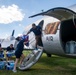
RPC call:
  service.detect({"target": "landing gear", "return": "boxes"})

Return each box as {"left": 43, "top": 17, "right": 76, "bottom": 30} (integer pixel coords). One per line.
{"left": 46, "top": 54, "right": 52, "bottom": 57}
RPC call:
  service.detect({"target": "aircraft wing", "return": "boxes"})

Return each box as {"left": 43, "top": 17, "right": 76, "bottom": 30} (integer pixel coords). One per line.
{"left": 29, "top": 7, "right": 76, "bottom": 21}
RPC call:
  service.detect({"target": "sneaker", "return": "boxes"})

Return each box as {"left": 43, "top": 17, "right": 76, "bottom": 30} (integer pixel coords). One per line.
{"left": 20, "top": 64, "right": 25, "bottom": 67}
{"left": 12, "top": 69, "right": 17, "bottom": 73}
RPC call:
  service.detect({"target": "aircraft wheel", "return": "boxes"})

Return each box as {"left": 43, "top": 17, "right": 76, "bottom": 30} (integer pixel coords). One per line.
{"left": 46, "top": 54, "right": 51, "bottom": 57}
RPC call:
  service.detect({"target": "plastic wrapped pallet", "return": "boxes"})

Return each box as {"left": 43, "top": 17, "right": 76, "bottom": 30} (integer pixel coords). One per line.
{"left": 6, "top": 60, "right": 14, "bottom": 70}
{"left": 6, "top": 50, "right": 15, "bottom": 57}
{"left": 0, "top": 61, "right": 5, "bottom": 70}
{"left": 0, "top": 51, "right": 4, "bottom": 58}
{"left": 65, "top": 41, "right": 76, "bottom": 54}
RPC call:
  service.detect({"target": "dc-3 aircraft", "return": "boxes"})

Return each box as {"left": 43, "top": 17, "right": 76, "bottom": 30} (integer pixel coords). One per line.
{"left": 18, "top": 4, "right": 76, "bottom": 70}
{"left": 1, "top": 4, "right": 76, "bottom": 70}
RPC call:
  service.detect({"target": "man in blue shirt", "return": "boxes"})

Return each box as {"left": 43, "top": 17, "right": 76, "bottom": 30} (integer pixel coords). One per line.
{"left": 27, "top": 23, "right": 42, "bottom": 49}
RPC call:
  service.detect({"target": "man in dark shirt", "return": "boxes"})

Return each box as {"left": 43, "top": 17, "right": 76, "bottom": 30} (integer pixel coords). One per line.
{"left": 27, "top": 23, "right": 42, "bottom": 49}
{"left": 15, "top": 39, "right": 25, "bottom": 58}
{"left": 6, "top": 44, "right": 15, "bottom": 61}
{"left": 6, "top": 44, "right": 14, "bottom": 52}
{"left": 13, "top": 38, "right": 29, "bottom": 73}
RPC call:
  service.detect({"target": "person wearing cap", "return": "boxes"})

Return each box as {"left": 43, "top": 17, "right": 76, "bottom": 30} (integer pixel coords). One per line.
{"left": 26, "top": 23, "right": 42, "bottom": 50}
{"left": 12, "top": 37, "right": 29, "bottom": 73}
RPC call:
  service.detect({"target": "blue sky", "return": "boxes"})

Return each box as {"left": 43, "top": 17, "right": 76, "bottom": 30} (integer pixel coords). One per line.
{"left": 0, "top": 0, "right": 76, "bottom": 38}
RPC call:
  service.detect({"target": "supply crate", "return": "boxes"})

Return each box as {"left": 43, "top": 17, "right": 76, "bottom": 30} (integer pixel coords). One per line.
{"left": 6, "top": 61, "right": 14, "bottom": 70}
{"left": 6, "top": 51, "right": 15, "bottom": 57}
{"left": 0, "top": 52, "right": 4, "bottom": 58}
{"left": 65, "top": 41, "right": 76, "bottom": 54}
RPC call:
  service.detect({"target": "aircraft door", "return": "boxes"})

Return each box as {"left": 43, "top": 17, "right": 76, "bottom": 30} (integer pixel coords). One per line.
{"left": 42, "top": 21, "right": 65, "bottom": 54}
{"left": 18, "top": 48, "right": 43, "bottom": 70}
{"left": 37, "top": 20, "right": 44, "bottom": 47}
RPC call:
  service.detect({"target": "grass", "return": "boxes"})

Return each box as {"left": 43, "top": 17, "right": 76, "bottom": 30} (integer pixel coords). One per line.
{"left": 0, "top": 51, "right": 76, "bottom": 75}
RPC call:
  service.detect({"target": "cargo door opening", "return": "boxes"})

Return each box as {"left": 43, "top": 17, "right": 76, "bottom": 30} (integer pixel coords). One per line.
{"left": 60, "top": 19, "right": 76, "bottom": 54}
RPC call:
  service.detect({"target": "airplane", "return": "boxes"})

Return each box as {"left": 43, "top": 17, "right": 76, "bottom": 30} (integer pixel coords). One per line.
{"left": 18, "top": 4, "right": 76, "bottom": 70}
{"left": 0, "top": 30, "right": 16, "bottom": 49}
{"left": 7, "top": 30, "right": 15, "bottom": 41}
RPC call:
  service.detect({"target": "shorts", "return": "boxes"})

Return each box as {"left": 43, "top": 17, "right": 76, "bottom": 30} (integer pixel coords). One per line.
{"left": 15, "top": 50, "right": 23, "bottom": 58}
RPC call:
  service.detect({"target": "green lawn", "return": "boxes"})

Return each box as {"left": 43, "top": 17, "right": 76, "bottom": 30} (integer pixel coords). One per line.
{"left": 0, "top": 52, "right": 76, "bottom": 75}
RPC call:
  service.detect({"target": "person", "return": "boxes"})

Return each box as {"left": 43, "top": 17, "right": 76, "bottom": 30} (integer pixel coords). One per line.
{"left": 0, "top": 43, "right": 4, "bottom": 59}
{"left": 0, "top": 43, "right": 2, "bottom": 51}
{"left": 0, "top": 43, "right": 3, "bottom": 54}
{"left": 6, "top": 44, "right": 15, "bottom": 61}
{"left": 6, "top": 44, "right": 14, "bottom": 52}
{"left": 14, "top": 36, "right": 22, "bottom": 49}
{"left": 26, "top": 23, "right": 42, "bottom": 49}
{"left": 12, "top": 37, "right": 29, "bottom": 73}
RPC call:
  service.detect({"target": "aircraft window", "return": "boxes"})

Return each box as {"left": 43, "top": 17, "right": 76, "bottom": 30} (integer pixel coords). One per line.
{"left": 44, "top": 21, "right": 60, "bottom": 34}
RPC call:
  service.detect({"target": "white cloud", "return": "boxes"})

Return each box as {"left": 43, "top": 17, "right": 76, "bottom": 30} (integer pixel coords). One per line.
{"left": 0, "top": 4, "right": 25, "bottom": 24}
